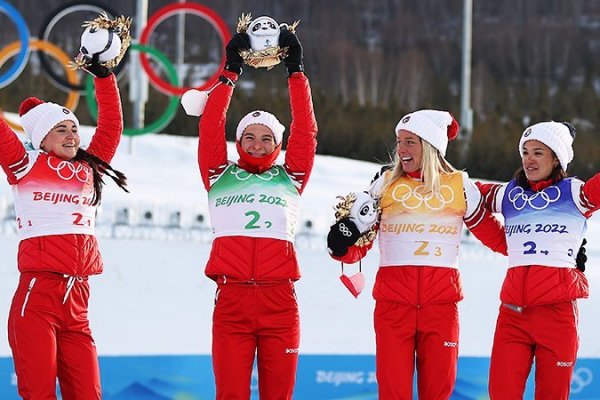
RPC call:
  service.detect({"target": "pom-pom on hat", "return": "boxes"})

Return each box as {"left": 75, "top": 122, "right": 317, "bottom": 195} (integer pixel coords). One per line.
{"left": 19, "top": 97, "right": 79, "bottom": 150}
{"left": 519, "top": 121, "right": 575, "bottom": 171}
{"left": 236, "top": 110, "right": 285, "bottom": 145}
{"left": 394, "top": 109, "right": 459, "bottom": 156}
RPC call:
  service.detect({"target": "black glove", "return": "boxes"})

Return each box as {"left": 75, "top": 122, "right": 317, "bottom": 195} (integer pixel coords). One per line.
{"left": 576, "top": 238, "right": 587, "bottom": 272}
{"left": 82, "top": 53, "right": 111, "bottom": 78}
{"left": 225, "top": 33, "right": 250, "bottom": 75}
{"left": 278, "top": 27, "right": 303, "bottom": 76}
{"left": 327, "top": 218, "right": 360, "bottom": 257}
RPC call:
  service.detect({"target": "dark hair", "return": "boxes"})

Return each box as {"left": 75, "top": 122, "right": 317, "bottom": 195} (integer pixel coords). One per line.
{"left": 73, "top": 149, "right": 128, "bottom": 206}
{"left": 515, "top": 123, "right": 572, "bottom": 188}
{"left": 513, "top": 165, "right": 567, "bottom": 188}
{"left": 561, "top": 121, "right": 576, "bottom": 139}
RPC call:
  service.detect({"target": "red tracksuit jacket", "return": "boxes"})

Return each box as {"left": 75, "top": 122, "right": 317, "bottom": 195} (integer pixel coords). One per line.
{"left": 198, "top": 70, "right": 318, "bottom": 282}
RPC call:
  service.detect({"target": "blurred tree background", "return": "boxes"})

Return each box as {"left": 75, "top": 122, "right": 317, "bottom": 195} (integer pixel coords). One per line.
{"left": 2, "top": 0, "right": 600, "bottom": 180}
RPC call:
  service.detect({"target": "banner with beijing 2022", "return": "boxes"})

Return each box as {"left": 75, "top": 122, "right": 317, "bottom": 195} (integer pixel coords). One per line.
{"left": 0, "top": 355, "right": 598, "bottom": 399}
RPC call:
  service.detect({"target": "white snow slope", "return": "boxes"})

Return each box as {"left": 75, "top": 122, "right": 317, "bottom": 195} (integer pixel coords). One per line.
{"left": 1, "top": 129, "right": 599, "bottom": 360}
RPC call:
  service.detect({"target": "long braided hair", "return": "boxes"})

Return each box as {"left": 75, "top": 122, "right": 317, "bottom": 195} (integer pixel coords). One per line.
{"left": 73, "top": 148, "right": 128, "bottom": 206}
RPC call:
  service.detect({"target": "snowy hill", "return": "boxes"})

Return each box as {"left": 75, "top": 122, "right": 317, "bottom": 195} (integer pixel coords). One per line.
{"left": 1, "top": 130, "right": 599, "bottom": 399}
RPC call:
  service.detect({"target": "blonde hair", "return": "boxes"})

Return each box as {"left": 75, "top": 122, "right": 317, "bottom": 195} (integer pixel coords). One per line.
{"left": 380, "top": 139, "right": 457, "bottom": 198}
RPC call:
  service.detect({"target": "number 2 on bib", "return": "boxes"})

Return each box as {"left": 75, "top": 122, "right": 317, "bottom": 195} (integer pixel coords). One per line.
{"left": 414, "top": 241, "right": 442, "bottom": 256}
{"left": 244, "top": 211, "right": 272, "bottom": 229}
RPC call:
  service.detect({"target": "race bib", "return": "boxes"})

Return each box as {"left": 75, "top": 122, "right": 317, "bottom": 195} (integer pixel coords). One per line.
{"left": 378, "top": 172, "right": 466, "bottom": 268}
{"left": 502, "top": 178, "right": 586, "bottom": 268}
{"left": 12, "top": 153, "right": 96, "bottom": 239}
{"left": 208, "top": 165, "right": 300, "bottom": 241}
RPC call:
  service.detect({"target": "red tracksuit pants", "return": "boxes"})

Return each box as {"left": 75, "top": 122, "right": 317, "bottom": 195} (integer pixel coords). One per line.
{"left": 212, "top": 281, "right": 300, "bottom": 400}
{"left": 7, "top": 272, "right": 101, "bottom": 400}
{"left": 374, "top": 301, "right": 459, "bottom": 400}
{"left": 489, "top": 301, "right": 579, "bottom": 399}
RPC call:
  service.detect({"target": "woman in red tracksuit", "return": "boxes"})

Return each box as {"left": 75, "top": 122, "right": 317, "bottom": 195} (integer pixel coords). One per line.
{"left": 197, "top": 29, "right": 317, "bottom": 399}
{"left": 478, "top": 121, "right": 599, "bottom": 399}
{"left": 327, "top": 109, "right": 507, "bottom": 400}
{"left": 0, "top": 59, "right": 126, "bottom": 399}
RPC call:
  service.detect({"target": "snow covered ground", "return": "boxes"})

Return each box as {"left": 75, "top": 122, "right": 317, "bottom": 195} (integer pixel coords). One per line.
{"left": 1, "top": 126, "right": 599, "bottom": 398}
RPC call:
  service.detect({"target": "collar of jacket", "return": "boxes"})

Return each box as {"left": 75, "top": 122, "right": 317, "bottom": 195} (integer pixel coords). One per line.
{"left": 235, "top": 141, "right": 282, "bottom": 174}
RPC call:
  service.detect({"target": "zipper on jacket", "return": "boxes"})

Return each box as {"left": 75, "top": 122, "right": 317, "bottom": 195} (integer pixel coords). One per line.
{"left": 521, "top": 266, "right": 530, "bottom": 308}
{"left": 416, "top": 266, "right": 422, "bottom": 308}
{"left": 77, "top": 236, "right": 83, "bottom": 273}
{"left": 251, "top": 240, "right": 257, "bottom": 281}
{"left": 20, "top": 277, "right": 37, "bottom": 317}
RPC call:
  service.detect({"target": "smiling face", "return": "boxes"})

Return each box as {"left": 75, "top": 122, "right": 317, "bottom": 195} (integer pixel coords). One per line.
{"left": 40, "top": 120, "right": 80, "bottom": 160}
{"left": 396, "top": 129, "right": 423, "bottom": 173}
{"left": 521, "top": 140, "right": 559, "bottom": 182}
{"left": 240, "top": 124, "right": 276, "bottom": 157}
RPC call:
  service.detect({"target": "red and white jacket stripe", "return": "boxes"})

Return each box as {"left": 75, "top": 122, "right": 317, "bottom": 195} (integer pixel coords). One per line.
{"left": 0, "top": 74, "right": 123, "bottom": 276}
{"left": 478, "top": 175, "right": 600, "bottom": 307}
{"left": 198, "top": 70, "right": 318, "bottom": 282}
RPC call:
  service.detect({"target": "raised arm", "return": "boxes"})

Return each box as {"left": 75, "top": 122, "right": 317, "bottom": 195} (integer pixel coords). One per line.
{"left": 197, "top": 71, "right": 238, "bottom": 191}
{"left": 0, "top": 117, "right": 27, "bottom": 184}
{"left": 279, "top": 28, "right": 318, "bottom": 194}
{"left": 197, "top": 33, "right": 250, "bottom": 191}
{"left": 86, "top": 73, "right": 123, "bottom": 164}
{"left": 283, "top": 73, "right": 318, "bottom": 194}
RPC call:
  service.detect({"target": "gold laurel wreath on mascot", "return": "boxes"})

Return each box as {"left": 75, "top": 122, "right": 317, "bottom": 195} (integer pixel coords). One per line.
{"left": 333, "top": 193, "right": 381, "bottom": 247}
{"left": 236, "top": 13, "right": 300, "bottom": 69}
{"left": 180, "top": 13, "right": 301, "bottom": 117}
{"left": 69, "top": 12, "right": 132, "bottom": 70}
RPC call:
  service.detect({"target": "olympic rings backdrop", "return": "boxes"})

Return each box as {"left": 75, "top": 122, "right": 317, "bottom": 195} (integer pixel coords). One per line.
{"left": 3, "top": 2, "right": 600, "bottom": 400}
{"left": 0, "top": 0, "right": 231, "bottom": 136}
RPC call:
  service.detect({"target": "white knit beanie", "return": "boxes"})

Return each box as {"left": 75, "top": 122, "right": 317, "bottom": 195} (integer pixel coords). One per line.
{"left": 236, "top": 110, "right": 285, "bottom": 145}
{"left": 395, "top": 109, "right": 459, "bottom": 156}
{"left": 19, "top": 97, "right": 79, "bottom": 150}
{"left": 519, "top": 121, "right": 574, "bottom": 171}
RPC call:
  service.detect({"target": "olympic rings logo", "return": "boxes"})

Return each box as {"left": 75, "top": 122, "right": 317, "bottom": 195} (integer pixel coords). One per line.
{"left": 391, "top": 183, "right": 455, "bottom": 211}
{"left": 507, "top": 185, "right": 561, "bottom": 210}
{"left": 232, "top": 167, "right": 280, "bottom": 181}
{"left": 0, "top": 1, "right": 231, "bottom": 136}
{"left": 338, "top": 222, "right": 353, "bottom": 237}
{"left": 47, "top": 157, "right": 91, "bottom": 183}
{"left": 570, "top": 367, "right": 593, "bottom": 394}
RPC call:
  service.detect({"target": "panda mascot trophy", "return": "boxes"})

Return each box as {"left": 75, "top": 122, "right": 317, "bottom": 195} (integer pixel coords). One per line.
{"left": 180, "top": 13, "right": 300, "bottom": 117}
{"left": 236, "top": 13, "right": 300, "bottom": 69}
{"left": 70, "top": 11, "right": 131, "bottom": 70}
{"left": 329, "top": 192, "right": 380, "bottom": 298}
